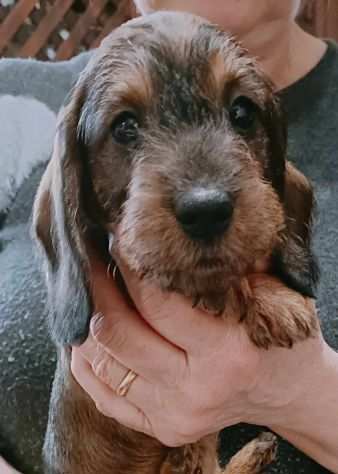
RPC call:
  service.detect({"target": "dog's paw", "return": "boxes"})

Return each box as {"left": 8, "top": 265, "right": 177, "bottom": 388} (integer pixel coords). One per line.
{"left": 253, "top": 432, "right": 278, "bottom": 463}
{"left": 245, "top": 275, "right": 318, "bottom": 349}
{"left": 223, "top": 432, "right": 277, "bottom": 474}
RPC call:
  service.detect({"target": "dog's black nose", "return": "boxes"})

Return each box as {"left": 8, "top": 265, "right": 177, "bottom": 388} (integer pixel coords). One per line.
{"left": 175, "top": 189, "right": 234, "bottom": 242}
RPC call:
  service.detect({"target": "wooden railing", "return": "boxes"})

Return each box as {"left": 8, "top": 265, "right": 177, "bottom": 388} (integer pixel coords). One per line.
{"left": 0, "top": 0, "right": 132, "bottom": 60}
{"left": 299, "top": 0, "right": 338, "bottom": 40}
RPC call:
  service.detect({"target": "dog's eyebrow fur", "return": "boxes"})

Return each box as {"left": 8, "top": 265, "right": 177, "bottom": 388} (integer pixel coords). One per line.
{"left": 77, "top": 46, "right": 155, "bottom": 147}
{"left": 76, "top": 14, "right": 271, "bottom": 148}
{"left": 77, "top": 80, "right": 152, "bottom": 147}
{"left": 75, "top": 22, "right": 275, "bottom": 171}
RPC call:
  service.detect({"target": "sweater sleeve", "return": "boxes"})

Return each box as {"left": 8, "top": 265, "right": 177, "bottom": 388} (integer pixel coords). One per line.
{"left": 0, "top": 51, "right": 91, "bottom": 113}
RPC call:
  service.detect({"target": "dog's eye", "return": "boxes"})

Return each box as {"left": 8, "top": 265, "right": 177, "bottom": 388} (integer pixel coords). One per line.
{"left": 111, "top": 112, "right": 139, "bottom": 145}
{"left": 229, "top": 96, "right": 257, "bottom": 133}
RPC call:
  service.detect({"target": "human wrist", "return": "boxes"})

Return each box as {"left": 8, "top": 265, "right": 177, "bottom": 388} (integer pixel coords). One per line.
{"left": 270, "top": 341, "right": 337, "bottom": 428}
{"left": 0, "top": 456, "right": 20, "bottom": 474}
{"left": 241, "top": 327, "right": 324, "bottom": 426}
{"left": 270, "top": 342, "right": 338, "bottom": 472}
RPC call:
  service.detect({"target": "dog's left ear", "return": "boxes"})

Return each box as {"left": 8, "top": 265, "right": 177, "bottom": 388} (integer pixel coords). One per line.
{"left": 263, "top": 94, "right": 319, "bottom": 298}
{"left": 274, "top": 162, "right": 319, "bottom": 298}
{"left": 32, "top": 82, "right": 94, "bottom": 346}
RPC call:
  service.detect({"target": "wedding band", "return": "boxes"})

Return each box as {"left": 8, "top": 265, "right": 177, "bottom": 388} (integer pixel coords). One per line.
{"left": 116, "top": 370, "right": 138, "bottom": 397}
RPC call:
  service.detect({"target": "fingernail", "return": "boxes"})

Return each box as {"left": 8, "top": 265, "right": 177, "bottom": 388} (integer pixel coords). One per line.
{"left": 91, "top": 313, "right": 104, "bottom": 336}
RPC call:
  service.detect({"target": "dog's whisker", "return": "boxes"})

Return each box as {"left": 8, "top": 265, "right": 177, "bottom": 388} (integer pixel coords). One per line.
{"left": 192, "top": 295, "right": 201, "bottom": 309}
{"left": 106, "top": 260, "right": 118, "bottom": 281}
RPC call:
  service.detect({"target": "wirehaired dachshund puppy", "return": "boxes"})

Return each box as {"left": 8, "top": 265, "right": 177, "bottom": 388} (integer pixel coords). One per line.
{"left": 33, "top": 11, "right": 319, "bottom": 474}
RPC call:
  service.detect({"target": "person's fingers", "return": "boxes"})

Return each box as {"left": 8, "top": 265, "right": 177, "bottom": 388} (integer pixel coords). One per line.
{"left": 74, "top": 346, "right": 202, "bottom": 447}
{"left": 114, "top": 255, "right": 231, "bottom": 355}
{"left": 87, "top": 259, "right": 188, "bottom": 387}
{"left": 89, "top": 307, "right": 187, "bottom": 387}
{"left": 71, "top": 348, "right": 154, "bottom": 436}
{"left": 79, "top": 339, "right": 157, "bottom": 409}
{"left": 80, "top": 334, "right": 129, "bottom": 390}
{"left": 88, "top": 253, "right": 133, "bottom": 316}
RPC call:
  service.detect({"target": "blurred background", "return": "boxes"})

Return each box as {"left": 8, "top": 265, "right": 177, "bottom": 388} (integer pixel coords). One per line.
{"left": 0, "top": 0, "right": 337, "bottom": 61}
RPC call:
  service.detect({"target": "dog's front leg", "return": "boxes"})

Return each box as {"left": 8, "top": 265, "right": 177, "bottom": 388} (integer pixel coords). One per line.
{"left": 241, "top": 275, "right": 318, "bottom": 349}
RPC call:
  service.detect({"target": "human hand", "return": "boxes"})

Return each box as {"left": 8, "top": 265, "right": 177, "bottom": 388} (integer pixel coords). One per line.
{"left": 71, "top": 255, "right": 325, "bottom": 448}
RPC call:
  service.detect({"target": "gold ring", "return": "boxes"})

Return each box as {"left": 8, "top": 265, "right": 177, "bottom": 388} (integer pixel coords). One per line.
{"left": 116, "top": 369, "right": 138, "bottom": 397}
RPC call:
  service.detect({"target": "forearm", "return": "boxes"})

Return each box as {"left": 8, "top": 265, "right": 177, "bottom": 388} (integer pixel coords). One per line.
{"left": 0, "top": 456, "right": 21, "bottom": 474}
{"left": 270, "top": 343, "right": 338, "bottom": 473}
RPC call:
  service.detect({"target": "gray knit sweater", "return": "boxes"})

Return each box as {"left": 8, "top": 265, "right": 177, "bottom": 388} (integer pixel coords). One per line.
{"left": 0, "top": 42, "right": 337, "bottom": 473}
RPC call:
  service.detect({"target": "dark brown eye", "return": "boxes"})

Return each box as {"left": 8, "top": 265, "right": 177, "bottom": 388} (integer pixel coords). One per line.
{"left": 229, "top": 96, "right": 257, "bottom": 133}
{"left": 111, "top": 112, "right": 140, "bottom": 145}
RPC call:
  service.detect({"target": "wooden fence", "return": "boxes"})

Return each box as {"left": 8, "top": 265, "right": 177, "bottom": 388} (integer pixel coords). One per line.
{"left": 0, "top": 0, "right": 132, "bottom": 60}
{"left": 0, "top": 0, "right": 337, "bottom": 61}
{"left": 299, "top": 0, "right": 338, "bottom": 40}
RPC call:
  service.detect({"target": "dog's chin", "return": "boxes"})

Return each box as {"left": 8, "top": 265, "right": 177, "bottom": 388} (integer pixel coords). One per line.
{"left": 116, "top": 248, "right": 243, "bottom": 315}
{"left": 110, "top": 226, "right": 259, "bottom": 314}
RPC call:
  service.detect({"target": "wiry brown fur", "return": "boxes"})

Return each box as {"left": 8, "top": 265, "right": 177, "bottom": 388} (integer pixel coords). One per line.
{"left": 220, "top": 433, "right": 278, "bottom": 474}
{"left": 33, "top": 11, "right": 319, "bottom": 474}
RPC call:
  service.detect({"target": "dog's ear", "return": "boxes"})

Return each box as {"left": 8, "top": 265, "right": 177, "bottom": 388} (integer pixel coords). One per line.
{"left": 33, "top": 84, "right": 93, "bottom": 346}
{"left": 262, "top": 94, "right": 319, "bottom": 297}
{"left": 263, "top": 94, "right": 288, "bottom": 195}
{"left": 274, "top": 162, "right": 319, "bottom": 298}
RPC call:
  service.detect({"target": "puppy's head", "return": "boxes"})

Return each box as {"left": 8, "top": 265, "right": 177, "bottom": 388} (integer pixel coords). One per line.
{"left": 33, "top": 11, "right": 318, "bottom": 345}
